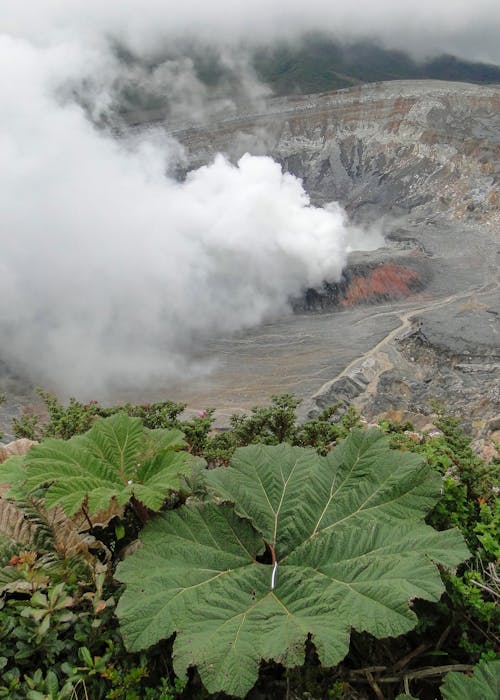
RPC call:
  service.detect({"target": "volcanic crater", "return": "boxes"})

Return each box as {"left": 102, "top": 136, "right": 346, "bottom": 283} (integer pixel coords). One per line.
{"left": 1, "top": 80, "right": 499, "bottom": 441}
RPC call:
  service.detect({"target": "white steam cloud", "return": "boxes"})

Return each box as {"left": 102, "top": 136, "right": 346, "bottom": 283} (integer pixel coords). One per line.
{"left": 1, "top": 10, "right": 388, "bottom": 398}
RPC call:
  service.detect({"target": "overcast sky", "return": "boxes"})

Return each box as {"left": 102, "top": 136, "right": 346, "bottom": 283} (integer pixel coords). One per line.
{"left": 3, "top": 0, "right": 500, "bottom": 64}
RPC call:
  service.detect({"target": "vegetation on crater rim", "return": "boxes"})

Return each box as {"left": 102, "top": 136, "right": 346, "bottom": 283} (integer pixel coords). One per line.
{"left": 0, "top": 392, "right": 498, "bottom": 698}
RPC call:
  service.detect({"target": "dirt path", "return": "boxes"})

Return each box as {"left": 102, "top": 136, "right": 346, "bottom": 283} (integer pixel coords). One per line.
{"left": 310, "top": 280, "right": 499, "bottom": 405}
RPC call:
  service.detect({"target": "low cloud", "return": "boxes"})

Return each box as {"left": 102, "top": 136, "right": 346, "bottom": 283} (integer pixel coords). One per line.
{"left": 3, "top": 1, "right": 500, "bottom": 64}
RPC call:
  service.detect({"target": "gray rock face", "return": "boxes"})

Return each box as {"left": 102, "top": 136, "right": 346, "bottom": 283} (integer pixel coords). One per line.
{"left": 172, "top": 80, "right": 500, "bottom": 227}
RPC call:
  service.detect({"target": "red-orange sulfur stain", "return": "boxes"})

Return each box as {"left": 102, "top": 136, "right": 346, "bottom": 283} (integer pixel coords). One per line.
{"left": 340, "top": 264, "right": 419, "bottom": 306}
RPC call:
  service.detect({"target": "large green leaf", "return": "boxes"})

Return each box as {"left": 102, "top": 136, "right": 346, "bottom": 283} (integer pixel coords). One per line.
{"left": 115, "top": 429, "right": 469, "bottom": 697}
{"left": 441, "top": 659, "right": 500, "bottom": 700}
{"left": 0, "top": 414, "right": 201, "bottom": 515}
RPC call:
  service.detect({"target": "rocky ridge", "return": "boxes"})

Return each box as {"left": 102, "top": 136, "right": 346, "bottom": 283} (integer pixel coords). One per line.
{"left": 171, "top": 80, "right": 500, "bottom": 226}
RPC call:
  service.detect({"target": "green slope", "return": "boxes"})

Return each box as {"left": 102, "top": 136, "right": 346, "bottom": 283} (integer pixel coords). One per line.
{"left": 253, "top": 34, "right": 500, "bottom": 95}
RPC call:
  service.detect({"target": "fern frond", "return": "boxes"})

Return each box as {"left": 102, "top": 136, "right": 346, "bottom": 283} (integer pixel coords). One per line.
{"left": 39, "top": 552, "right": 91, "bottom": 581}
{"left": 0, "top": 485, "right": 35, "bottom": 545}
{"left": 0, "top": 438, "right": 37, "bottom": 464}
{"left": 0, "top": 489, "right": 116, "bottom": 564}
{"left": 0, "top": 564, "right": 33, "bottom": 593}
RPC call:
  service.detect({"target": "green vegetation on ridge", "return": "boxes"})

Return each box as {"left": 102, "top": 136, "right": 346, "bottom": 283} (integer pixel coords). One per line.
{"left": 253, "top": 35, "right": 500, "bottom": 95}
{"left": 0, "top": 392, "right": 498, "bottom": 698}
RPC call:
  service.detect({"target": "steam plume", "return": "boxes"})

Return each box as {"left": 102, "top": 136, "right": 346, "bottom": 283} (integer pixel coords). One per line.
{"left": 0, "top": 11, "right": 388, "bottom": 398}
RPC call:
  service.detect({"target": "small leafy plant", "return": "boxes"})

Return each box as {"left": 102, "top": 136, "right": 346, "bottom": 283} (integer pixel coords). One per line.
{"left": 2, "top": 413, "right": 202, "bottom": 516}
{"left": 382, "top": 413, "right": 500, "bottom": 662}
{"left": 11, "top": 389, "right": 187, "bottom": 441}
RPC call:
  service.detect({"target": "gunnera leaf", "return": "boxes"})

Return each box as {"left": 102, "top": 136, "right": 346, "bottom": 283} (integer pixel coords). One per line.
{"left": 115, "top": 429, "right": 469, "bottom": 698}
{"left": 0, "top": 414, "right": 202, "bottom": 516}
{"left": 441, "top": 659, "right": 500, "bottom": 700}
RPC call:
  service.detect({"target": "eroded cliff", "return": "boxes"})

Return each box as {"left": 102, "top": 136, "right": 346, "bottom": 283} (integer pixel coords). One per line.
{"left": 172, "top": 80, "right": 500, "bottom": 226}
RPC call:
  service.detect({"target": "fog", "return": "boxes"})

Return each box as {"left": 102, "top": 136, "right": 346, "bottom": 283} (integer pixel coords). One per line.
{"left": 3, "top": 1, "right": 500, "bottom": 64}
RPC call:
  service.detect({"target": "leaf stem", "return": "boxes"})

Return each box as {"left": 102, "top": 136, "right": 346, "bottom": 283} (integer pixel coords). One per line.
{"left": 365, "top": 670, "right": 385, "bottom": 700}
{"left": 270, "top": 544, "right": 278, "bottom": 590}
{"left": 349, "top": 664, "right": 474, "bottom": 684}
{"left": 81, "top": 503, "right": 94, "bottom": 530}
{"left": 271, "top": 562, "right": 278, "bottom": 590}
